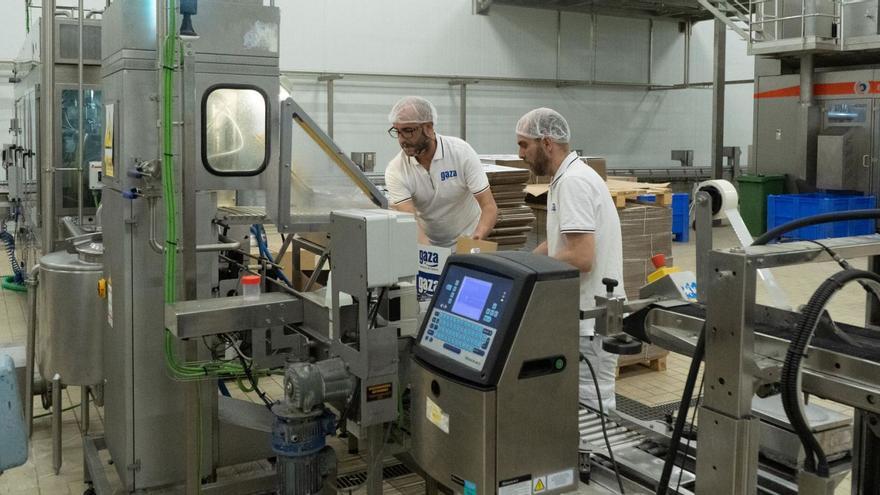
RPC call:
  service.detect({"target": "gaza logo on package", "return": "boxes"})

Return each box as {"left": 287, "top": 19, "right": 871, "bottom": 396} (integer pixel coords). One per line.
{"left": 440, "top": 170, "right": 458, "bottom": 181}
{"left": 419, "top": 250, "right": 440, "bottom": 268}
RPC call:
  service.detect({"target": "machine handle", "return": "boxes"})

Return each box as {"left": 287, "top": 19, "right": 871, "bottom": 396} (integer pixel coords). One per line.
{"left": 863, "top": 154, "right": 872, "bottom": 168}
{"left": 601, "top": 277, "right": 619, "bottom": 294}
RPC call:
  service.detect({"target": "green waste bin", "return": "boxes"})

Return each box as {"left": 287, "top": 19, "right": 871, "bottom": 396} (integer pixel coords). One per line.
{"left": 736, "top": 174, "right": 786, "bottom": 236}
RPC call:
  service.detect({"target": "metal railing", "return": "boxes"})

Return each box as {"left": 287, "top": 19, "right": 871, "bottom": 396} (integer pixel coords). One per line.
{"left": 749, "top": 0, "right": 840, "bottom": 47}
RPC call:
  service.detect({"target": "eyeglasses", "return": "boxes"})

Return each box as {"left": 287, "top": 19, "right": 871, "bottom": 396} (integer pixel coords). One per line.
{"left": 388, "top": 126, "right": 422, "bottom": 139}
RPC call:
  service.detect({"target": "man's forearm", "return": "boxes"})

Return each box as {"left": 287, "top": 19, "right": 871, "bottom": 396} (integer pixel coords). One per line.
{"left": 552, "top": 245, "right": 592, "bottom": 273}
{"left": 472, "top": 207, "right": 498, "bottom": 240}
{"left": 533, "top": 241, "right": 548, "bottom": 255}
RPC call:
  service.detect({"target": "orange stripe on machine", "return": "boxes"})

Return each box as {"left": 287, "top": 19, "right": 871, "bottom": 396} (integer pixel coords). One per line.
{"left": 754, "top": 81, "right": 880, "bottom": 99}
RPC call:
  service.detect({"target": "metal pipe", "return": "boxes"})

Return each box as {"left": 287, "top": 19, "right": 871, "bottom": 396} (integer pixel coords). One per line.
{"left": 684, "top": 19, "right": 691, "bottom": 88}
{"left": 148, "top": 198, "right": 240, "bottom": 253}
{"left": 591, "top": 13, "right": 598, "bottom": 82}
{"left": 648, "top": 19, "right": 654, "bottom": 86}
{"left": 61, "top": 216, "right": 85, "bottom": 237}
{"left": 52, "top": 373, "right": 62, "bottom": 475}
{"left": 460, "top": 83, "right": 467, "bottom": 140}
{"left": 40, "top": 0, "right": 56, "bottom": 252}
{"left": 24, "top": 268, "right": 38, "bottom": 438}
{"left": 327, "top": 78, "right": 334, "bottom": 139}
{"left": 282, "top": 69, "right": 673, "bottom": 90}
{"left": 77, "top": 0, "right": 84, "bottom": 225}
{"left": 800, "top": 53, "right": 814, "bottom": 106}
{"left": 81, "top": 385, "right": 89, "bottom": 435}
{"left": 711, "top": 19, "right": 726, "bottom": 180}
{"left": 555, "top": 10, "right": 561, "bottom": 82}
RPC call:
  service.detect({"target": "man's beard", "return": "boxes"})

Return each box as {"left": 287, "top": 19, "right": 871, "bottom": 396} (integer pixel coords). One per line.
{"left": 402, "top": 134, "right": 431, "bottom": 157}
{"left": 529, "top": 146, "right": 551, "bottom": 176}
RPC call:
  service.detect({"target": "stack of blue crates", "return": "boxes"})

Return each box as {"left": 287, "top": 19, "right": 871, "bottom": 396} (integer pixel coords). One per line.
{"left": 634, "top": 193, "right": 690, "bottom": 242}
{"left": 672, "top": 193, "right": 689, "bottom": 242}
{"left": 766, "top": 193, "right": 876, "bottom": 241}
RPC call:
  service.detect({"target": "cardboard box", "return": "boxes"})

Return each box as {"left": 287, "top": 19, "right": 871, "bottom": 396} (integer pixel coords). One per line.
{"left": 416, "top": 237, "right": 497, "bottom": 301}
{"left": 530, "top": 204, "right": 547, "bottom": 244}
{"left": 277, "top": 249, "right": 329, "bottom": 291}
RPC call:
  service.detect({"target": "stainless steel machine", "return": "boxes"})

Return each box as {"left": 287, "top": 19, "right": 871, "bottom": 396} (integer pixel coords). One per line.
{"left": 10, "top": 9, "right": 104, "bottom": 257}
{"left": 411, "top": 252, "right": 580, "bottom": 495}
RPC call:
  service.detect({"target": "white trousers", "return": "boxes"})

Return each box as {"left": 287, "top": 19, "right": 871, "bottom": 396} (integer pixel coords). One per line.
{"left": 579, "top": 336, "right": 617, "bottom": 412}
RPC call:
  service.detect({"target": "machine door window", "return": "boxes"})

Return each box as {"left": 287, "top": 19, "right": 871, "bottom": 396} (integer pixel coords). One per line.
{"left": 202, "top": 86, "right": 268, "bottom": 176}
{"left": 60, "top": 89, "right": 103, "bottom": 209}
{"left": 825, "top": 103, "right": 869, "bottom": 127}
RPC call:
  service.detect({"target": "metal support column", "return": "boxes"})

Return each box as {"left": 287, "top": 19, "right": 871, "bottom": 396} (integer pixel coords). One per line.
{"left": 449, "top": 80, "right": 477, "bottom": 141}
{"left": 695, "top": 249, "right": 760, "bottom": 494}
{"left": 24, "top": 270, "right": 38, "bottom": 437}
{"left": 695, "top": 191, "right": 712, "bottom": 303}
{"left": 799, "top": 53, "right": 818, "bottom": 186}
{"left": 52, "top": 374, "right": 62, "bottom": 475}
{"left": 366, "top": 424, "right": 386, "bottom": 495}
{"left": 318, "top": 74, "right": 343, "bottom": 139}
{"left": 181, "top": 42, "right": 201, "bottom": 495}
{"left": 711, "top": 19, "right": 726, "bottom": 180}
{"left": 40, "top": 0, "right": 56, "bottom": 252}
{"left": 852, "top": 255, "right": 880, "bottom": 494}
{"left": 77, "top": 0, "right": 84, "bottom": 224}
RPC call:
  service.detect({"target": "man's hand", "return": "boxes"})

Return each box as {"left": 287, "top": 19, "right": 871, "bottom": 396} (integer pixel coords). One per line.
{"left": 471, "top": 189, "right": 498, "bottom": 241}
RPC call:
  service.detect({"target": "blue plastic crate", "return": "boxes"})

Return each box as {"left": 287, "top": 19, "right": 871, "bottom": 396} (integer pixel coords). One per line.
{"left": 766, "top": 193, "right": 876, "bottom": 241}
{"left": 672, "top": 193, "right": 690, "bottom": 242}
{"left": 637, "top": 194, "right": 656, "bottom": 203}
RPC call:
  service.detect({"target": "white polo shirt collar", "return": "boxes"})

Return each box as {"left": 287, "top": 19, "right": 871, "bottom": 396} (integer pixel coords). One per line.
{"left": 550, "top": 152, "right": 580, "bottom": 186}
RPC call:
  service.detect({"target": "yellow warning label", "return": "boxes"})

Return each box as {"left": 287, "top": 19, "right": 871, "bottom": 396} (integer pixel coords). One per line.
{"left": 532, "top": 477, "right": 546, "bottom": 494}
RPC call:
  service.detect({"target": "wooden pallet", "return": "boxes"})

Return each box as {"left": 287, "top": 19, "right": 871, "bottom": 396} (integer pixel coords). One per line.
{"left": 606, "top": 179, "right": 672, "bottom": 209}
{"left": 616, "top": 356, "right": 667, "bottom": 376}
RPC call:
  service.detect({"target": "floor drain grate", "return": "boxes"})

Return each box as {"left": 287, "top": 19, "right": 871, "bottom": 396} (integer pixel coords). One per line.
{"left": 335, "top": 462, "right": 414, "bottom": 490}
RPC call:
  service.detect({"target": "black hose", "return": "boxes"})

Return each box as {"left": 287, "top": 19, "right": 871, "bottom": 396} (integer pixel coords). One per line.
{"left": 780, "top": 268, "right": 880, "bottom": 477}
{"left": 580, "top": 352, "right": 625, "bottom": 495}
{"left": 656, "top": 324, "right": 706, "bottom": 495}
{"left": 752, "top": 209, "right": 880, "bottom": 246}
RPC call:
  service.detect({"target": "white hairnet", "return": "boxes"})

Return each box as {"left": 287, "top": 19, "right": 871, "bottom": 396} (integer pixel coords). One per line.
{"left": 388, "top": 96, "right": 438, "bottom": 125}
{"left": 516, "top": 107, "right": 571, "bottom": 143}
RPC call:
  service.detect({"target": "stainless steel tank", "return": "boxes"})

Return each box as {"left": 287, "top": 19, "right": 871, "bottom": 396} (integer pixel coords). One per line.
{"left": 37, "top": 242, "right": 104, "bottom": 385}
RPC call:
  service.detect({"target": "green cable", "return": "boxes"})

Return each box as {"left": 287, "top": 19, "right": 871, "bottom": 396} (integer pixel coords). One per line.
{"left": 1, "top": 275, "right": 27, "bottom": 293}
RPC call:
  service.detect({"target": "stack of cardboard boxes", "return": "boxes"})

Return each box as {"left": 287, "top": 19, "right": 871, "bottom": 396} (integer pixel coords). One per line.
{"left": 482, "top": 164, "right": 535, "bottom": 249}
{"left": 619, "top": 204, "right": 674, "bottom": 301}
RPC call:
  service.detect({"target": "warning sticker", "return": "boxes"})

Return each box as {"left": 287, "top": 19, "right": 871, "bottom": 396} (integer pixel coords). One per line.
{"left": 366, "top": 382, "right": 392, "bottom": 402}
{"left": 532, "top": 476, "right": 546, "bottom": 494}
{"left": 426, "top": 396, "right": 449, "bottom": 434}
{"left": 546, "top": 469, "right": 574, "bottom": 490}
{"left": 498, "top": 475, "right": 532, "bottom": 495}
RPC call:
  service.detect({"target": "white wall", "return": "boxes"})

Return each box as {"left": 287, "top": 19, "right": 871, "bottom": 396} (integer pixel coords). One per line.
{"left": 279, "top": 2, "right": 754, "bottom": 169}
{"left": 0, "top": 1, "right": 756, "bottom": 170}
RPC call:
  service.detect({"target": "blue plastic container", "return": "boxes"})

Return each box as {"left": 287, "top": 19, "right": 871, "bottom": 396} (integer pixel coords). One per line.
{"left": 0, "top": 353, "right": 27, "bottom": 471}
{"left": 637, "top": 194, "right": 656, "bottom": 203}
{"left": 766, "top": 193, "right": 876, "bottom": 240}
{"left": 672, "top": 193, "right": 690, "bottom": 242}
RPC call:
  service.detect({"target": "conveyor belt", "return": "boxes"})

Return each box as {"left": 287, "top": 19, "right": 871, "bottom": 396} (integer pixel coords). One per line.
{"left": 625, "top": 303, "right": 880, "bottom": 363}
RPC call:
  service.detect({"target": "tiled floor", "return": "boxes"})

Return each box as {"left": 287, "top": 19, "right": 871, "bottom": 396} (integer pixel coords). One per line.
{"left": 0, "top": 224, "right": 870, "bottom": 493}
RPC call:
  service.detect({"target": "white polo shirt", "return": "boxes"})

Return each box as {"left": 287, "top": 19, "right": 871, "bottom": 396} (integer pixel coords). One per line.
{"left": 547, "top": 152, "right": 626, "bottom": 336}
{"left": 385, "top": 134, "right": 490, "bottom": 247}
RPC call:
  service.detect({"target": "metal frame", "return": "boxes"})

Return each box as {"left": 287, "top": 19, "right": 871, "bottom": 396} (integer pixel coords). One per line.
{"left": 275, "top": 98, "right": 387, "bottom": 233}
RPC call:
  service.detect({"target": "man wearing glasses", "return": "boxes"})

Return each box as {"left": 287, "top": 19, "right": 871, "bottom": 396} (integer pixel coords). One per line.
{"left": 384, "top": 96, "right": 497, "bottom": 247}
